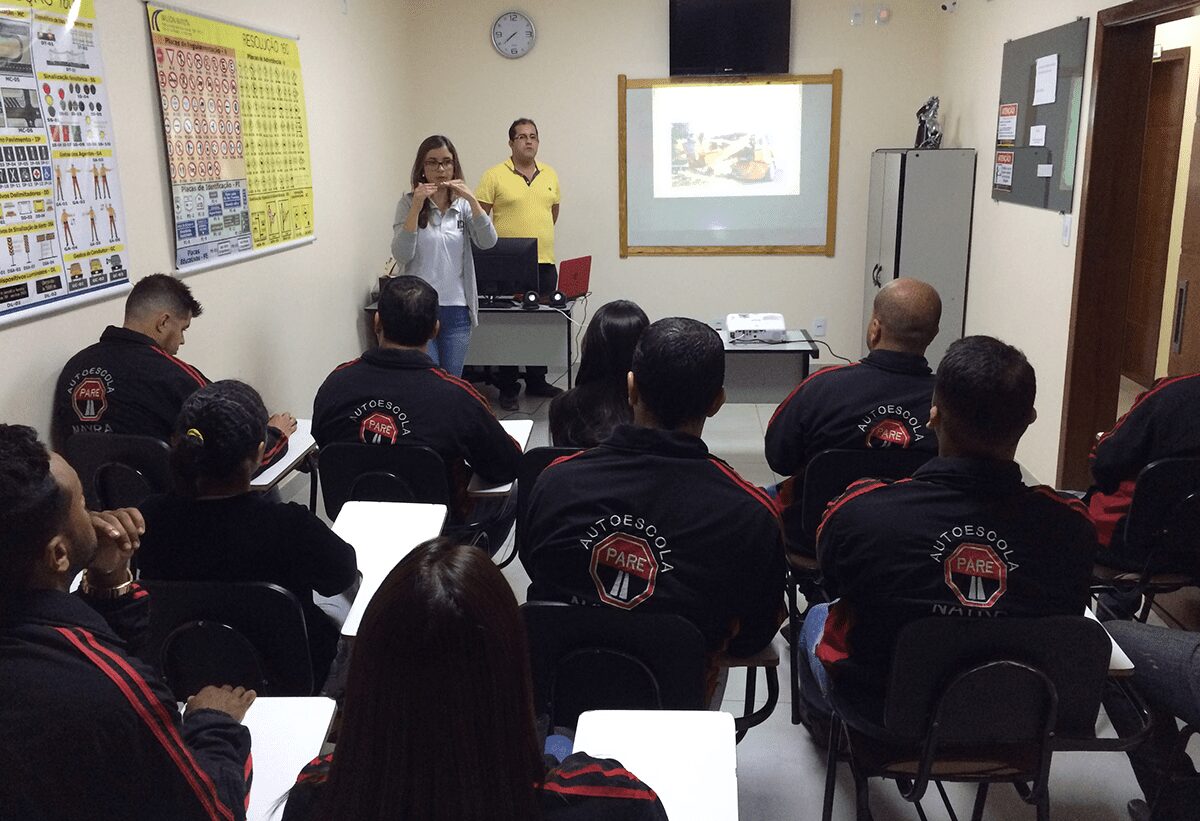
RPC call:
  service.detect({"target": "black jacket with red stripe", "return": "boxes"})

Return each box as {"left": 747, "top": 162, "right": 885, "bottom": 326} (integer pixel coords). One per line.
{"left": 280, "top": 752, "right": 668, "bottom": 820}
{"left": 0, "top": 587, "right": 251, "bottom": 821}
{"left": 764, "top": 349, "right": 938, "bottom": 552}
{"left": 1087, "top": 373, "right": 1200, "bottom": 548}
{"left": 814, "top": 457, "right": 1097, "bottom": 712}
{"left": 312, "top": 347, "right": 522, "bottom": 515}
{"left": 522, "top": 425, "right": 786, "bottom": 656}
{"left": 51, "top": 326, "right": 288, "bottom": 467}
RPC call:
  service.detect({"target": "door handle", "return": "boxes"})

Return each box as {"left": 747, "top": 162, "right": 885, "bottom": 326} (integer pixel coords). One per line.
{"left": 871, "top": 263, "right": 883, "bottom": 288}
{"left": 1171, "top": 280, "right": 1189, "bottom": 355}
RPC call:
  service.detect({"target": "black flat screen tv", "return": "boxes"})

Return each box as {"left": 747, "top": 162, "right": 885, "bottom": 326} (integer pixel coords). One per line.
{"left": 472, "top": 237, "right": 539, "bottom": 304}
{"left": 669, "top": 0, "right": 791, "bottom": 76}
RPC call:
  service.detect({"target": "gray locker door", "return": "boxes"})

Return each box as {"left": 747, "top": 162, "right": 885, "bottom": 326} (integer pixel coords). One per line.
{"left": 863, "top": 151, "right": 903, "bottom": 356}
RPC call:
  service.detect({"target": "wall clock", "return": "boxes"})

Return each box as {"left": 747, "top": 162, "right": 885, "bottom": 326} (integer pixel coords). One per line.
{"left": 492, "top": 11, "right": 536, "bottom": 59}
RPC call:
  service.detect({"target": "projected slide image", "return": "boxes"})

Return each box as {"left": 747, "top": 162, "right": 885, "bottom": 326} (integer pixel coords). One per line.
{"left": 653, "top": 84, "right": 801, "bottom": 199}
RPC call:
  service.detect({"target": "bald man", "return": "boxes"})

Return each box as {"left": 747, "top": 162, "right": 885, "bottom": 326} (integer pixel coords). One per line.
{"left": 765, "top": 278, "right": 943, "bottom": 556}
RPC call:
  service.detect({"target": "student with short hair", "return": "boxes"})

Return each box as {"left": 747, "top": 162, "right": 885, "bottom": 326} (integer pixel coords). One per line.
{"left": 0, "top": 423, "right": 256, "bottom": 820}
{"left": 281, "top": 538, "right": 667, "bottom": 821}
{"left": 523, "top": 318, "right": 786, "bottom": 669}
{"left": 137, "top": 381, "right": 357, "bottom": 683}
{"left": 799, "top": 336, "right": 1097, "bottom": 726}
{"left": 51, "top": 272, "right": 295, "bottom": 462}
{"left": 549, "top": 299, "right": 649, "bottom": 447}
{"left": 313, "top": 275, "right": 522, "bottom": 522}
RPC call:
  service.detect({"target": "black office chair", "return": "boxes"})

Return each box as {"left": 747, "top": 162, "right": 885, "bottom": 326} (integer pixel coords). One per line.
{"left": 522, "top": 602, "right": 779, "bottom": 743}
{"left": 62, "top": 432, "right": 171, "bottom": 510}
{"left": 510, "top": 446, "right": 580, "bottom": 568}
{"left": 786, "top": 447, "right": 934, "bottom": 724}
{"left": 139, "top": 580, "right": 315, "bottom": 700}
{"left": 1092, "top": 458, "right": 1200, "bottom": 621}
{"left": 821, "top": 615, "right": 1138, "bottom": 821}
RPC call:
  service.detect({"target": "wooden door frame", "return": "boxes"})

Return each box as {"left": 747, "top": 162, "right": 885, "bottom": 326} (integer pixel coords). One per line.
{"left": 1057, "top": 0, "right": 1200, "bottom": 489}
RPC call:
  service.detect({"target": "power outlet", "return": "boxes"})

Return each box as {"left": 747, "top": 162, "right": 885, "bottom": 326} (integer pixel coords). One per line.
{"left": 812, "top": 317, "right": 827, "bottom": 337}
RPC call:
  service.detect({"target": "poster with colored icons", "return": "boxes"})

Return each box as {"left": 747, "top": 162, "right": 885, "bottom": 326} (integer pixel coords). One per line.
{"left": 146, "top": 3, "right": 314, "bottom": 270}
{"left": 0, "top": 0, "right": 131, "bottom": 328}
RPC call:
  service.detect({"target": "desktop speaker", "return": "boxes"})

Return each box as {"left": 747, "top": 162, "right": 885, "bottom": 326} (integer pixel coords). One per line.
{"left": 521, "top": 290, "right": 540, "bottom": 310}
{"left": 549, "top": 290, "right": 567, "bottom": 309}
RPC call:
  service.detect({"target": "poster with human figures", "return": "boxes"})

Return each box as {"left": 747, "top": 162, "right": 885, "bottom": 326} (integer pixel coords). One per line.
{"left": 146, "top": 3, "right": 314, "bottom": 270}
{"left": 0, "top": 0, "right": 131, "bottom": 328}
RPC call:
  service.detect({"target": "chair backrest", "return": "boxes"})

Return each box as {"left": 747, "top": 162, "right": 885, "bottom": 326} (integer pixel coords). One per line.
{"left": 800, "top": 447, "right": 933, "bottom": 542}
{"left": 521, "top": 602, "right": 707, "bottom": 730}
{"left": 1124, "top": 458, "right": 1200, "bottom": 576}
{"left": 318, "top": 442, "right": 450, "bottom": 520}
{"left": 515, "top": 447, "right": 581, "bottom": 553}
{"left": 882, "top": 616, "right": 1110, "bottom": 742}
{"left": 62, "top": 432, "right": 171, "bottom": 509}
{"left": 139, "top": 580, "right": 315, "bottom": 699}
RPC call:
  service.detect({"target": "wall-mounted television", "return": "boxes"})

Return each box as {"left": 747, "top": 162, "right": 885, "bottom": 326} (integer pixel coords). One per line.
{"left": 669, "top": 0, "right": 791, "bottom": 76}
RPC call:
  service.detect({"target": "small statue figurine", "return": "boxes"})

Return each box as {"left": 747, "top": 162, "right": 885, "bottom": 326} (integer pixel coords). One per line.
{"left": 915, "top": 96, "right": 943, "bottom": 149}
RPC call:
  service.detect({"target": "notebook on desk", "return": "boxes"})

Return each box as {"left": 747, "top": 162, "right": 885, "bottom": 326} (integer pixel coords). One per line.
{"left": 557, "top": 256, "right": 591, "bottom": 299}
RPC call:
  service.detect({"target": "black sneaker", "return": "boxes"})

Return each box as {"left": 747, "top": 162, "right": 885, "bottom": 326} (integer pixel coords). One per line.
{"left": 525, "top": 380, "right": 563, "bottom": 398}
{"left": 498, "top": 387, "right": 520, "bottom": 411}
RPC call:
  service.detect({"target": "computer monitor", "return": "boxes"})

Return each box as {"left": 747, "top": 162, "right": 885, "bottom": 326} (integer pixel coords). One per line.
{"left": 473, "top": 237, "right": 539, "bottom": 304}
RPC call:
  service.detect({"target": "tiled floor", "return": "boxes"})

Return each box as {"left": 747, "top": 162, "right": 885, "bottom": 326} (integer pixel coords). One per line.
{"left": 284, "top": 371, "right": 1151, "bottom": 820}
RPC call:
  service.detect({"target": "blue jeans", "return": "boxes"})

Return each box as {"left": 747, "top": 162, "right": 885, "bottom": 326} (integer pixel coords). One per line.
{"left": 1103, "top": 622, "right": 1200, "bottom": 816}
{"left": 428, "top": 305, "right": 471, "bottom": 377}
{"left": 799, "top": 602, "right": 834, "bottom": 715}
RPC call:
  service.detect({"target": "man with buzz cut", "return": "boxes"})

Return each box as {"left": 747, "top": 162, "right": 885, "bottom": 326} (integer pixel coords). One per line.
{"left": 796, "top": 335, "right": 1097, "bottom": 730}
{"left": 313, "top": 275, "right": 522, "bottom": 524}
{"left": 0, "top": 423, "right": 257, "bottom": 820}
{"left": 51, "top": 273, "right": 295, "bottom": 459}
{"left": 521, "top": 317, "right": 786, "bottom": 683}
{"left": 765, "top": 277, "right": 942, "bottom": 556}
{"left": 477, "top": 117, "right": 564, "bottom": 410}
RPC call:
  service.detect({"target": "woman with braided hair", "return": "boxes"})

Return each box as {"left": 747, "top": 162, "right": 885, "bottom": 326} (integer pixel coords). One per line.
{"left": 137, "top": 380, "right": 357, "bottom": 685}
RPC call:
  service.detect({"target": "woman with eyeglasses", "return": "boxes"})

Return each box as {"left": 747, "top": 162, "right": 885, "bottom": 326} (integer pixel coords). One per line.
{"left": 390, "top": 135, "right": 497, "bottom": 377}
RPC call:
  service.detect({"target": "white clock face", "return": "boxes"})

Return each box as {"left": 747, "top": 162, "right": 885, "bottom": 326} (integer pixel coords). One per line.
{"left": 492, "top": 11, "right": 535, "bottom": 59}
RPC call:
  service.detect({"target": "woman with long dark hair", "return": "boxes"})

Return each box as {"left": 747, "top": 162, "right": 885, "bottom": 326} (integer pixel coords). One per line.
{"left": 549, "top": 300, "right": 650, "bottom": 447}
{"left": 282, "top": 538, "right": 667, "bottom": 821}
{"left": 136, "top": 380, "right": 357, "bottom": 684}
{"left": 390, "top": 135, "right": 497, "bottom": 377}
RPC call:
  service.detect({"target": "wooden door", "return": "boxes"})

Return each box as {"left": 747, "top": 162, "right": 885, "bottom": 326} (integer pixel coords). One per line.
{"left": 1123, "top": 49, "right": 1188, "bottom": 386}
{"left": 1171, "top": 52, "right": 1200, "bottom": 376}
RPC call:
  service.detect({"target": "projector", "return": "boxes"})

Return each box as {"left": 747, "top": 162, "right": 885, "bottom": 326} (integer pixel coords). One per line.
{"left": 725, "top": 312, "right": 786, "bottom": 343}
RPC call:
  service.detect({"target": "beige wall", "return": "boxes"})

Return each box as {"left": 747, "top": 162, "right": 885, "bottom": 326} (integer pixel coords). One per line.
{"left": 939, "top": 0, "right": 1115, "bottom": 483}
{"left": 0, "top": 0, "right": 408, "bottom": 438}
{"left": 1154, "top": 17, "right": 1200, "bottom": 377}
{"left": 400, "top": 0, "right": 949, "bottom": 368}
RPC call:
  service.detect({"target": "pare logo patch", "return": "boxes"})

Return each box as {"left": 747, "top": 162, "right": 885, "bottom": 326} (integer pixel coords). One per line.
{"left": 867, "top": 419, "right": 911, "bottom": 447}
{"left": 943, "top": 543, "right": 1007, "bottom": 608}
{"left": 359, "top": 412, "right": 399, "bottom": 444}
{"left": 71, "top": 378, "right": 108, "bottom": 422}
{"left": 589, "top": 532, "right": 659, "bottom": 610}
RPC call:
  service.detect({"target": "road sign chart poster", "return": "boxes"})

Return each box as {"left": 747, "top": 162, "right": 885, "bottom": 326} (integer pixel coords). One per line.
{"left": 0, "top": 0, "right": 131, "bottom": 327}
{"left": 146, "top": 4, "right": 314, "bottom": 269}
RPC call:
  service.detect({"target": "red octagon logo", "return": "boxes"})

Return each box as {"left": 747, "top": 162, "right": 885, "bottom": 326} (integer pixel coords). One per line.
{"left": 589, "top": 533, "right": 659, "bottom": 610}
{"left": 71, "top": 378, "right": 107, "bottom": 422}
{"left": 359, "top": 412, "right": 398, "bottom": 444}
{"left": 867, "top": 419, "right": 911, "bottom": 448}
{"left": 944, "top": 543, "right": 1007, "bottom": 608}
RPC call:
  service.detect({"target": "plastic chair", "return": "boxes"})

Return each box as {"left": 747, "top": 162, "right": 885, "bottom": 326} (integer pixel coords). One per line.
{"left": 62, "top": 432, "right": 171, "bottom": 510}
{"left": 820, "top": 615, "right": 1135, "bottom": 821}
{"left": 522, "top": 602, "right": 779, "bottom": 743}
{"left": 139, "top": 580, "right": 315, "bottom": 700}
{"left": 786, "top": 447, "right": 934, "bottom": 724}
{"left": 1092, "top": 458, "right": 1200, "bottom": 622}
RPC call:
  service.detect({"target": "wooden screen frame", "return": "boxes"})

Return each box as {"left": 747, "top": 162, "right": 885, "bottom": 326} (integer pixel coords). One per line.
{"left": 617, "top": 71, "right": 843, "bottom": 258}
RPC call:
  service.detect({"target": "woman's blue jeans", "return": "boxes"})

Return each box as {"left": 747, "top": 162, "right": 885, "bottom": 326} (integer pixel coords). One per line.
{"left": 427, "top": 305, "right": 471, "bottom": 377}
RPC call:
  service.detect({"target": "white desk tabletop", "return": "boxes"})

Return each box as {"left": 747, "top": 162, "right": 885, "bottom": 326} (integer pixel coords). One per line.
{"left": 1085, "top": 606, "right": 1135, "bottom": 675}
{"left": 242, "top": 696, "right": 336, "bottom": 821}
{"left": 333, "top": 501, "right": 447, "bottom": 637}
{"left": 251, "top": 418, "right": 316, "bottom": 491}
{"left": 574, "top": 710, "right": 738, "bottom": 821}
{"left": 467, "top": 418, "right": 534, "bottom": 496}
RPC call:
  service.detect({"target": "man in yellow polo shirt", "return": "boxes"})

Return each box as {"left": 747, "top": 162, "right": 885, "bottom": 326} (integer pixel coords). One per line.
{"left": 478, "top": 117, "right": 563, "bottom": 410}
